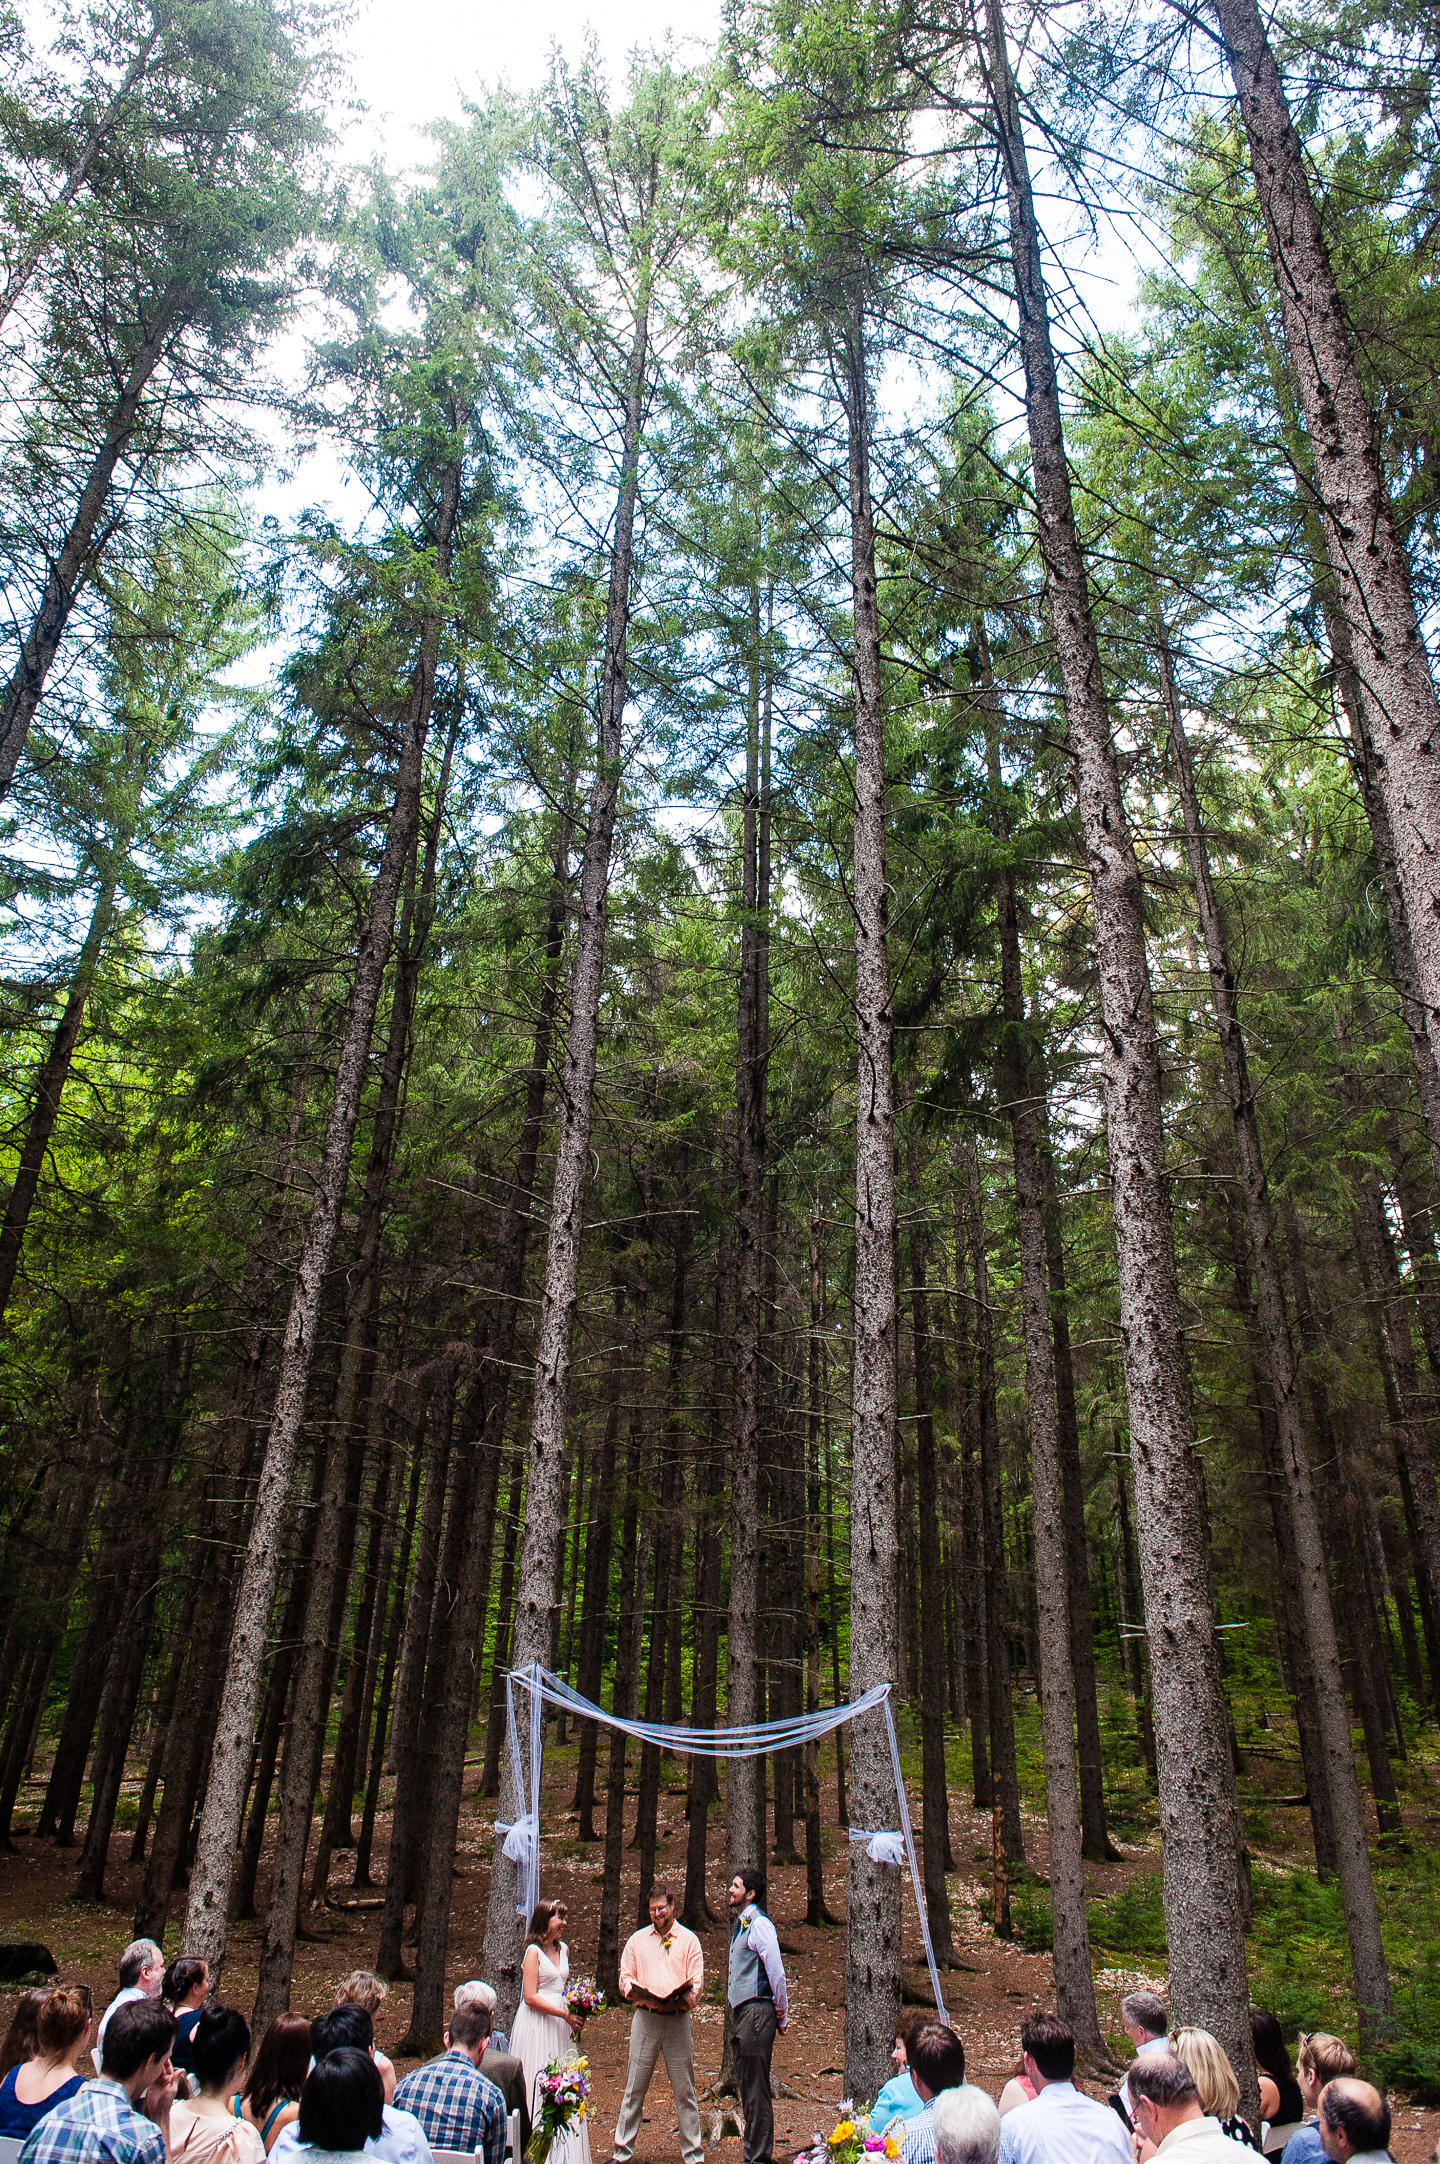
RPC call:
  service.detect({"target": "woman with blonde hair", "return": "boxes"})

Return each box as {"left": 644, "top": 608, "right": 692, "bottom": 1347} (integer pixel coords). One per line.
{"left": 333, "top": 1975, "right": 395, "bottom": 2103}
{"left": 1170, "top": 2029, "right": 1259, "bottom": 2150}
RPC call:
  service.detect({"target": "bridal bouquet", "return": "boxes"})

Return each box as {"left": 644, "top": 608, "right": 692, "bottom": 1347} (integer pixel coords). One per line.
{"left": 800, "top": 2108, "right": 900, "bottom": 2164}
{"left": 565, "top": 1977, "right": 607, "bottom": 2019}
{"left": 525, "top": 2058, "right": 590, "bottom": 2164}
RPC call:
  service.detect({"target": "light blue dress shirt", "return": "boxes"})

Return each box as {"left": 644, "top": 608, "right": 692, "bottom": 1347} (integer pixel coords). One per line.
{"left": 999, "top": 2082, "right": 1133, "bottom": 2164}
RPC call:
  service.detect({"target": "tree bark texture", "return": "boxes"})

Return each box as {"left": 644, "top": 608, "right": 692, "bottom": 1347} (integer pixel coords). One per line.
{"left": 982, "top": 0, "right": 1254, "bottom": 2093}
{"left": 838, "top": 292, "right": 902, "bottom": 2104}
{"left": 181, "top": 463, "right": 460, "bottom": 1978}
{"left": 1212, "top": 0, "right": 1440, "bottom": 1061}
{"left": 1160, "top": 641, "right": 1393, "bottom": 2041}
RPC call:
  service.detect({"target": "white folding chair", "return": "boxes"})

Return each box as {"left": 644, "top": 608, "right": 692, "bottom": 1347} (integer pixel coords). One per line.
{"left": 0, "top": 2133, "right": 25, "bottom": 2164}
{"left": 430, "top": 2149, "right": 479, "bottom": 2164}
{"left": 505, "top": 2111, "right": 521, "bottom": 2163}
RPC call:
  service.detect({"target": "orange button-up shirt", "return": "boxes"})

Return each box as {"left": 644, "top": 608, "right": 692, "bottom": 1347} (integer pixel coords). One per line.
{"left": 618, "top": 1919, "right": 704, "bottom": 2006}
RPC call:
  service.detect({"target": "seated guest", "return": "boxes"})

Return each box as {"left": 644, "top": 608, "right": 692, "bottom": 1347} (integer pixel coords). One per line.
{"left": 393, "top": 2003, "right": 506, "bottom": 2164}
{"left": 98, "top": 1944, "right": 167, "bottom": 2064}
{"left": 240, "top": 2014, "right": 312, "bottom": 2154}
{"left": 293, "top": 2051, "right": 385, "bottom": 2164}
{"left": 22, "top": 1997, "right": 177, "bottom": 2164}
{"left": 1117, "top": 1993, "right": 1171, "bottom": 2126}
{"left": 999, "top": 2013, "right": 1132, "bottom": 2164}
{"left": 1251, "top": 2012, "right": 1303, "bottom": 2159}
{"left": 1, "top": 1993, "right": 51, "bottom": 2082}
{"left": 165, "top": 1963, "right": 211, "bottom": 2079}
{"left": 1169, "top": 2029, "right": 1258, "bottom": 2150}
{"left": 1282, "top": 2038, "right": 1356, "bottom": 2164}
{"left": 935, "top": 2086, "right": 1002, "bottom": 2164}
{"left": 875, "top": 2015, "right": 930, "bottom": 2129}
{"left": 1316, "top": 2081, "right": 1392, "bottom": 2164}
{"left": 452, "top": 1987, "right": 508, "bottom": 2061}
{"left": 0, "top": 1987, "right": 91, "bottom": 2136}
{"left": 333, "top": 1980, "right": 395, "bottom": 2107}
{"left": 1128, "top": 2052, "right": 1238, "bottom": 2164}
{"left": 900, "top": 2026, "right": 969, "bottom": 2164}
{"left": 270, "top": 2008, "right": 431, "bottom": 2164}
{"left": 997, "top": 2061, "right": 1037, "bottom": 2121}
{"left": 170, "top": 2009, "right": 263, "bottom": 2164}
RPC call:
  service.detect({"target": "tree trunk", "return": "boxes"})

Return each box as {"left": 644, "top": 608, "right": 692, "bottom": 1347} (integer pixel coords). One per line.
{"left": 74, "top": 1568, "right": 159, "bottom": 1901}
{"left": 962, "top": 1136, "right": 1023, "bottom": 1857}
{"left": 573, "top": 1296, "right": 623, "bottom": 1840}
{"left": 129, "top": 1638, "right": 185, "bottom": 1863}
{"left": 0, "top": 290, "right": 189, "bottom": 795}
{"left": 596, "top": 1422, "right": 645, "bottom": 2001}
{"left": 951, "top": 1179, "right": 992, "bottom": 1809}
{"left": 685, "top": 1235, "right": 729, "bottom": 1928}
{"left": 181, "top": 464, "right": 460, "bottom": 1979}
{"left": 355, "top": 1416, "right": 422, "bottom": 1888}
{"left": 804, "top": 1211, "right": 838, "bottom": 1927}
{"left": 981, "top": 703, "right": 1100, "bottom": 2042}
{"left": 1159, "top": 640, "right": 1392, "bottom": 2042}
{"left": 376, "top": 1390, "right": 457, "bottom": 1977}
{"left": 1039, "top": 1144, "right": 1116, "bottom": 1860}
{"left": 0, "top": 874, "right": 117, "bottom": 1315}
{"left": 837, "top": 291, "right": 901, "bottom": 2103}
{"left": 906, "top": 1150, "right": 957, "bottom": 1962}
{"left": 983, "top": 0, "right": 1254, "bottom": 2094}
{"left": 1211, "top": 0, "right": 1440, "bottom": 1054}
{"left": 481, "top": 268, "right": 653, "bottom": 2030}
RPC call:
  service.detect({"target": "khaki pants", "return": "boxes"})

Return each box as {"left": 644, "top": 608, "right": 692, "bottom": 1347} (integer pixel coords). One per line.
{"left": 613, "top": 2008, "right": 704, "bottom": 2164}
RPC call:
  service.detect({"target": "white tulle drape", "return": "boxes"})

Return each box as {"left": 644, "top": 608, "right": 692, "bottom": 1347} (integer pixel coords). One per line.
{"left": 498, "top": 1661, "right": 949, "bottom": 2024}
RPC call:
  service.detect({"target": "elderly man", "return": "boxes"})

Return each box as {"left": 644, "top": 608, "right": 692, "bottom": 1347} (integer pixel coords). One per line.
{"left": 1316, "top": 2081, "right": 1393, "bottom": 2164}
{"left": 614, "top": 1884, "right": 705, "bottom": 2164}
{"left": 1126, "top": 2052, "right": 1238, "bottom": 2164}
{"left": 935, "top": 2088, "right": 1002, "bottom": 2164}
{"left": 96, "top": 1942, "right": 166, "bottom": 2064}
{"left": 1116, "top": 1994, "right": 1170, "bottom": 2127}
{"left": 25, "top": 1999, "right": 178, "bottom": 2164}
{"left": 999, "top": 2014, "right": 1131, "bottom": 2164}
{"left": 453, "top": 1983, "right": 525, "bottom": 2145}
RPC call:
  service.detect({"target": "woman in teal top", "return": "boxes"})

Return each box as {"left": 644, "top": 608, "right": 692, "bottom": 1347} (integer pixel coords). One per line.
{"left": 873, "top": 2015, "right": 927, "bottom": 2128}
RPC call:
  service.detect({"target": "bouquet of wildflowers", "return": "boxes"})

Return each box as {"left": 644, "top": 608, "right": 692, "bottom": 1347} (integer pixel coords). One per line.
{"left": 524, "top": 2058, "right": 590, "bottom": 2164}
{"left": 565, "top": 1977, "right": 607, "bottom": 2020}
{"left": 800, "top": 2108, "right": 900, "bottom": 2164}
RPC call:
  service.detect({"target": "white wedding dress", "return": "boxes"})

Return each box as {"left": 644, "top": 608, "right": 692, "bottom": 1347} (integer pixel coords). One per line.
{"left": 510, "top": 1942, "right": 592, "bottom": 2164}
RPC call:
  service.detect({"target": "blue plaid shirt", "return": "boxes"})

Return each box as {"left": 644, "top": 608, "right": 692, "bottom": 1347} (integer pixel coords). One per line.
{"left": 901, "top": 2105, "right": 937, "bottom": 2164}
{"left": 393, "top": 2052, "right": 506, "bottom": 2164}
{"left": 19, "top": 2080, "right": 166, "bottom": 2164}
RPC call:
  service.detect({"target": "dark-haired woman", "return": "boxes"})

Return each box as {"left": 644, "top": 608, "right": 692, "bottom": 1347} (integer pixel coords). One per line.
{"left": 294, "top": 2049, "right": 383, "bottom": 2161}
{"left": 510, "top": 1902, "right": 589, "bottom": 2164}
{"left": 170, "top": 2008, "right": 264, "bottom": 2164}
{"left": 0, "top": 1990, "right": 49, "bottom": 2082}
{"left": 165, "top": 1959, "right": 210, "bottom": 2076}
{"left": 1250, "top": 2010, "right": 1304, "bottom": 2157}
{"left": 239, "top": 2012, "right": 311, "bottom": 2154}
{"left": 0, "top": 1987, "right": 90, "bottom": 2135}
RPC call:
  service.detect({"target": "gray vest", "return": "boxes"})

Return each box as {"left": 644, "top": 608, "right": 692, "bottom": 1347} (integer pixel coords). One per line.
{"left": 728, "top": 1911, "right": 772, "bottom": 2006}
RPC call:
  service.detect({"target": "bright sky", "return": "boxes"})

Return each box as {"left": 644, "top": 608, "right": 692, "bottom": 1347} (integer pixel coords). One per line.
{"left": 339, "top": 0, "right": 723, "bottom": 167}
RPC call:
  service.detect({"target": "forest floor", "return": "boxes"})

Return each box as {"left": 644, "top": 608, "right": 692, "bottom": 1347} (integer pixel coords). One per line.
{"left": 0, "top": 1699, "right": 1436, "bottom": 2164}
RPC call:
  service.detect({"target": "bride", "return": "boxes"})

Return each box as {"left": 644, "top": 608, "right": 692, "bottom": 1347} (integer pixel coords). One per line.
{"left": 509, "top": 1901, "right": 591, "bottom": 2164}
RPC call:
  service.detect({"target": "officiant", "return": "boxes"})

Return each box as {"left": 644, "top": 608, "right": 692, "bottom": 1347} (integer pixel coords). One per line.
{"left": 613, "top": 1885, "right": 706, "bottom": 2164}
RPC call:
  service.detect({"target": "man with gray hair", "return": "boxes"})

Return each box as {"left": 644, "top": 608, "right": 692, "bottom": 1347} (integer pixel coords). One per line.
{"left": 1127, "top": 2052, "right": 1237, "bottom": 2164}
{"left": 96, "top": 1940, "right": 166, "bottom": 2063}
{"left": 935, "top": 2085, "right": 1001, "bottom": 2164}
{"left": 1117, "top": 1993, "right": 1169, "bottom": 2125}
{"left": 452, "top": 1982, "right": 526, "bottom": 2146}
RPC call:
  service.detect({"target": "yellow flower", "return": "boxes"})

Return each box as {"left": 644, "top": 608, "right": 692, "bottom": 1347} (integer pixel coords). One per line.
{"left": 831, "top": 2125, "right": 856, "bottom": 2146}
{"left": 884, "top": 2141, "right": 899, "bottom": 2156}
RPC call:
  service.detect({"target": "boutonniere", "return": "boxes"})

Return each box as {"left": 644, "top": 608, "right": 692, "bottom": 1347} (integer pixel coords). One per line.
{"left": 661, "top": 1932, "right": 673, "bottom": 1952}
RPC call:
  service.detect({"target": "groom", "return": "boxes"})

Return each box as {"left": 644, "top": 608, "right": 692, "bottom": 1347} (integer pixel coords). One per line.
{"left": 612, "top": 1885, "right": 705, "bottom": 2164}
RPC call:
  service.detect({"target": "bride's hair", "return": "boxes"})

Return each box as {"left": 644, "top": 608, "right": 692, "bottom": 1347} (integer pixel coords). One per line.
{"left": 526, "top": 1901, "right": 568, "bottom": 1946}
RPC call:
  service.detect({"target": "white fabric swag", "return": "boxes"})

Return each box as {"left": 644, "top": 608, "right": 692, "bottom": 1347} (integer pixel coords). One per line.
{"left": 497, "top": 1661, "right": 949, "bottom": 2025}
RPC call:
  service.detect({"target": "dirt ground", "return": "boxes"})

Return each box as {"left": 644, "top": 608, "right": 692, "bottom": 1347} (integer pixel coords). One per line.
{"left": 0, "top": 1746, "right": 1434, "bottom": 2164}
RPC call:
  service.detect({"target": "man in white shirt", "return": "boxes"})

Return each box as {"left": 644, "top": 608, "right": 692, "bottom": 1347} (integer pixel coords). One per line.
{"left": 270, "top": 2006, "right": 434, "bottom": 2164}
{"left": 997, "top": 2014, "right": 1132, "bottom": 2164}
{"left": 95, "top": 1939, "right": 166, "bottom": 2068}
{"left": 1116, "top": 1994, "right": 1170, "bottom": 2126}
{"left": 1127, "top": 2052, "right": 1242, "bottom": 2164}
{"left": 1316, "top": 2080, "right": 1394, "bottom": 2164}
